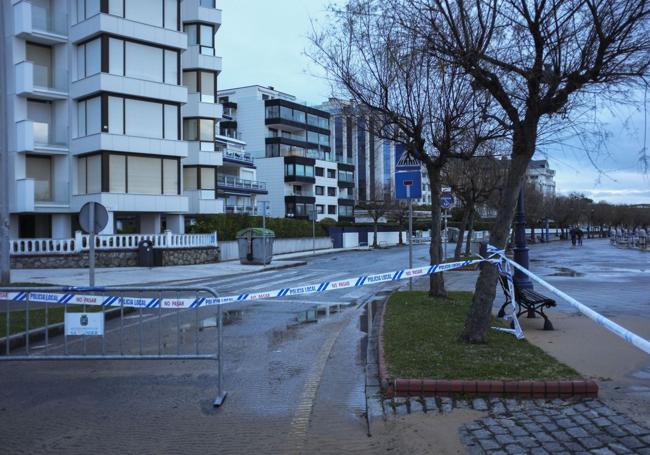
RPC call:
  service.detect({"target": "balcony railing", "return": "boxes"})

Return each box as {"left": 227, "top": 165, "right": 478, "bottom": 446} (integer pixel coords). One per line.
{"left": 217, "top": 175, "right": 267, "bottom": 192}
{"left": 225, "top": 205, "right": 256, "bottom": 215}
{"left": 31, "top": 3, "right": 67, "bottom": 35}
{"left": 223, "top": 149, "right": 254, "bottom": 164}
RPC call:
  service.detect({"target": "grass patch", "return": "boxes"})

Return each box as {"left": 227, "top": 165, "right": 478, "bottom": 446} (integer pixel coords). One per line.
{"left": 383, "top": 291, "right": 580, "bottom": 380}
{"left": 0, "top": 305, "right": 106, "bottom": 338}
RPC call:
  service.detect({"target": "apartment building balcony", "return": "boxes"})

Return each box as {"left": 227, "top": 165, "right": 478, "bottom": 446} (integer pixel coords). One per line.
{"left": 222, "top": 104, "right": 237, "bottom": 120}
{"left": 71, "top": 193, "right": 188, "bottom": 213}
{"left": 15, "top": 61, "right": 68, "bottom": 100}
{"left": 186, "top": 190, "right": 225, "bottom": 215}
{"left": 222, "top": 149, "right": 254, "bottom": 167}
{"left": 185, "top": 142, "right": 223, "bottom": 166}
{"left": 14, "top": 178, "right": 69, "bottom": 213}
{"left": 71, "top": 73, "right": 188, "bottom": 104}
{"left": 71, "top": 133, "right": 188, "bottom": 158}
{"left": 181, "top": 45, "right": 222, "bottom": 73}
{"left": 70, "top": 13, "right": 187, "bottom": 49}
{"left": 14, "top": 0, "right": 68, "bottom": 45}
{"left": 225, "top": 205, "right": 256, "bottom": 215}
{"left": 15, "top": 120, "right": 68, "bottom": 154}
{"left": 217, "top": 176, "right": 267, "bottom": 194}
{"left": 181, "top": 0, "right": 222, "bottom": 26}
{"left": 181, "top": 93, "right": 223, "bottom": 119}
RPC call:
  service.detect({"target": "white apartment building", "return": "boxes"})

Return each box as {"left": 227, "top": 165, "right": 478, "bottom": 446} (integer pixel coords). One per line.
{"left": 527, "top": 159, "right": 556, "bottom": 196}
{"left": 216, "top": 86, "right": 355, "bottom": 222}
{"left": 1, "top": 0, "right": 237, "bottom": 239}
{"left": 318, "top": 99, "right": 432, "bottom": 206}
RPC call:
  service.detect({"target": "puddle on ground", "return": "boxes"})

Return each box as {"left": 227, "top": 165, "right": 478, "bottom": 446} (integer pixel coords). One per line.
{"left": 548, "top": 267, "right": 584, "bottom": 277}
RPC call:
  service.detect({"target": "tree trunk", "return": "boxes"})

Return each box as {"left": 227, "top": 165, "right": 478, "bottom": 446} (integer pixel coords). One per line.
{"left": 427, "top": 163, "right": 446, "bottom": 298}
{"left": 455, "top": 206, "right": 470, "bottom": 259}
{"left": 460, "top": 125, "right": 538, "bottom": 343}
{"left": 399, "top": 226, "right": 403, "bottom": 245}
{"left": 464, "top": 208, "right": 476, "bottom": 256}
{"left": 530, "top": 226, "right": 535, "bottom": 243}
{"left": 373, "top": 221, "right": 378, "bottom": 247}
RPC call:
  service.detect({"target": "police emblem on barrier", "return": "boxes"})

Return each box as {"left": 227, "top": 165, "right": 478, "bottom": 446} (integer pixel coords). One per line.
{"left": 80, "top": 314, "right": 88, "bottom": 326}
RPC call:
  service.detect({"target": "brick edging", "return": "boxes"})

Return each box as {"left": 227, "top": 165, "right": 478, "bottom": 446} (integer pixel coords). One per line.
{"left": 377, "top": 294, "right": 598, "bottom": 399}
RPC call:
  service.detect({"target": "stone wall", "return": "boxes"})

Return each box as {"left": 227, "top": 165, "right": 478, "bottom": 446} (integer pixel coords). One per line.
{"left": 11, "top": 247, "right": 219, "bottom": 269}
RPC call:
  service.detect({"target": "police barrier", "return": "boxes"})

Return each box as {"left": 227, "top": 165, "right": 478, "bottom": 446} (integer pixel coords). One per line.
{"left": 0, "top": 286, "right": 226, "bottom": 407}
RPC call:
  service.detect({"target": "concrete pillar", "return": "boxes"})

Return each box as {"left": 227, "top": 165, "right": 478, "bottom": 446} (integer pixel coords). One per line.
{"left": 140, "top": 213, "right": 161, "bottom": 234}
{"left": 51, "top": 214, "right": 71, "bottom": 238}
{"left": 99, "top": 211, "right": 114, "bottom": 235}
{"left": 9, "top": 215, "right": 19, "bottom": 239}
{"left": 165, "top": 214, "right": 185, "bottom": 234}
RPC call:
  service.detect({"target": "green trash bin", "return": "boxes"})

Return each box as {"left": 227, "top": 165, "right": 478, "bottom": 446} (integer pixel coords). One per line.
{"left": 236, "top": 228, "right": 275, "bottom": 265}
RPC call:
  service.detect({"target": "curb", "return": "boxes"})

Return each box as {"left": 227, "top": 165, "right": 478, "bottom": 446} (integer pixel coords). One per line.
{"left": 377, "top": 294, "right": 599, "bottom": 400}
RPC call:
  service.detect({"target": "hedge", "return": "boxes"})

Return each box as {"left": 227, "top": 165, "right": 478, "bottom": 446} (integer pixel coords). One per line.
{"left": 188, "top": 214, "right": 328, "bottom": 241}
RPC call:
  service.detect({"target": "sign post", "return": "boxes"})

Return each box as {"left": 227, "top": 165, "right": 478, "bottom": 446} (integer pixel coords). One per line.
{"left": 257, "top": 201, "right": 270, "bottom": 267}
{"left": 79, "top": 202, "right": 109, "bottom": 287}
{"left": 439, "top": 189, "right": 454, "bottom": 259}
{"left": 309, "top": 209, "right": 317, "bottom": 255}
{"left": 395, "top": 151, "right": 422, "bottom": 292}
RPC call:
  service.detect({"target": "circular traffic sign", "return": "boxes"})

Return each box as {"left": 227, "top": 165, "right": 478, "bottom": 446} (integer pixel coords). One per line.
{"left": 79, "top": 202, "right": 109, "bottom": 234}
{"left": 440, "top": 193, "right": 454, "bottom": 209}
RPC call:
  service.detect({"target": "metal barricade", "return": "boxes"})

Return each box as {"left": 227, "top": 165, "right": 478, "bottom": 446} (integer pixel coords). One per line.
{"left": 0, "top": 286, "right": 226, "bottom": 407}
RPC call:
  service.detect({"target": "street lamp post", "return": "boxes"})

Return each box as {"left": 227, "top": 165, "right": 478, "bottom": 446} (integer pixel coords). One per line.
{"left": 513, "top": 188, "right": 533, "bottom": 289}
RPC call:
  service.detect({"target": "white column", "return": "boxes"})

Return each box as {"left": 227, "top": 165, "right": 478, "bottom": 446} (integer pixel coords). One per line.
{"left": 51, "top": 214, "right": 71, "bottom": 238}
{"left": 140, "top": 213, "right": 161, "bottom": 234}
{"left": 166, "top": 214, "right": 185, "bottom": 234}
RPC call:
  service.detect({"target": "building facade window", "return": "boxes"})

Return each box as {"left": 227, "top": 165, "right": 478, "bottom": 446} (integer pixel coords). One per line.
{"left": 77, "top": 153, "right": 179, "bottom": 195}
{"left": 338, "top": 169, "right": 354, "bottom": 183}
{"left": 327, "top": 169, "right": 336, "bottom": 179}
{"left": 286, "top": 202, "right": 314, "bottom": 217}
{"left": 183, "top": 117, "right": 216, "bottom": 149}
{"left": 339, "top": 205, "right": 354, "bottom": 217}
{"left": 327, "top": 187, "right": 337, "bottom": 197}
{"left": 315, "top": 167, "right": 324, "bottom": 177}
{"left": 285, "top": 163, "right": 314, "bottom": 177}
{"left": 315, "top": 186, "right": 324, "bottom": 196}
{"left": 328, "top": 205, "right": 337, "bottom": 215}
{"left": 183, "top": 70, "right": 217, "bottom": 103}
{"left": 184, "top": 23, "right": 217, "bottom": 55}
{"left": 77, "top": 0, "right": 180, "bottom": 30}
{"left": 316, "top": 204, "right": 324, "bottom": 214}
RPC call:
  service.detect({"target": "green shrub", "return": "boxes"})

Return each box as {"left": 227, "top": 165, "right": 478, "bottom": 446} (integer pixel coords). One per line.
{"left": 188, "top": 214, "right": 329, "bottom": 241}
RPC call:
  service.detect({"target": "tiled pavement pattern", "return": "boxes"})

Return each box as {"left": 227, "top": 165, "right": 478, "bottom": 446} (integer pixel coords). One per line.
{"left": 383, "top": 396, "right": 650, "bottom": 454}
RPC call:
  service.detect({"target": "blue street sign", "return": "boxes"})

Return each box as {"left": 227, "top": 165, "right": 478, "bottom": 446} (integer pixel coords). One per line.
{"left": 440, "top": 192, "right": 454, "bottom": 209}
{"left": 395, "top": 171, "right": 422, "bottom": 199}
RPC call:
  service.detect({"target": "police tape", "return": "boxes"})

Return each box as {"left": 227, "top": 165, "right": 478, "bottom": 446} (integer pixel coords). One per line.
{"left": 0, "top": 257, "right": 494, "bottom": 310}
{"left": 507, "top": 258, "right": 650, "bottom": 356}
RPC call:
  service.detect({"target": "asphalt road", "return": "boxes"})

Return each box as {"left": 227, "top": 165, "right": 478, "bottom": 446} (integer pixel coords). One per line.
{"left": 0, "top": 245, "right": 428, "bottom": 454}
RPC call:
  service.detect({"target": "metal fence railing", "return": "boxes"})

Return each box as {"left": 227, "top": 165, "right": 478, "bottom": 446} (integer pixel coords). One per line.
{"left": 0, "top": 286, "right": 226, "bottom": 406}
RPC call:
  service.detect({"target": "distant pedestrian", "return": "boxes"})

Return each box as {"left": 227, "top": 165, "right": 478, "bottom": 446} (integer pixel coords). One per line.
{"left": 577, "top": 228, "right": 584, "bottom": 246}
{"left": 569, "top": 227, "right": 577, "bottom": 246}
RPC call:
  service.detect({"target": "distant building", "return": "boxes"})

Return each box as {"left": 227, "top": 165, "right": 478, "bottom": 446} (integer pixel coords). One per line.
{"left": 316, "top": 99, "right": 432, "bottom": 206}
{"left": 526, "top": 160, "right": 556, "bottom": 196}
{"left": 216, "top": 86, "right": 355, "bottom": 222}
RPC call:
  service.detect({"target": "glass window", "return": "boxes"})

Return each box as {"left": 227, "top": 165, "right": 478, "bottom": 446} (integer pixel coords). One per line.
{"left": 76, "top": 0, "right": 85, "bottom": 22}
{"left": 265, "top": 105, "right": 279, "bottom": 118}
{"left": 125, "top": 99, "right": 163, "bottom": 138}
{"left": 128, "top": 156, "right": 161, "bottom": 194}
{"left": 327, "top": 169, "right": 336, "bottom": 179}
{"left": 320, "top": 134, "right": 330, "bottom": 146}
{"left": 108, "top": 96, "right": 124, "bottom": 134}
{"left": 280, "top": 106, "right": 292, "bottom": 120}
{"left": 86, "top": 38, "right": 101, "bottom": 76}
{"left": 316, "top": 205, "right": 324, "bottom": 214}
{"left": 109, "top": 154, "right": 126, "bottom": 192}
{"left": 183, "top": 71, "right": 197, "bottom": 93}
{"left": 108, "top": 0, "right": 124, "bottom": 16}
{"left": 27, "top": 43, "right": 52, "bottom": 88}
{"left": 87, "top": 154, "right": 101, "bottom": 194}
{"left": 295, "top": 164, "right": 305, "bottom": 177}
{"left": 85, "top": 0, "right": 100, "bottom": 18}
{"left": 164, "top": 0, "right": 178, "bottom": 30}
{"left": 183, "top": 119, "right": 197, "bottom": 141}
{"left": 305, "top": 166, "right": 314, "bottom": 177}
{"left": 77, "top": 100, "right": 86, "bottom": 137}
{"left": 109, "top": 38, "right": 124, "bottom": 75}
{"left": 293, "top": 110, "right": 305, "bottom": 123}
{"left": 126, "top": 42, "right": 163, "bottom": 82}
{"left": 77, "top": 157, "right": 87, "bottom": 194}
{"left": 86, "top": 97, "right": 101, "bottom": 135}
{"left": 199, "top": 119, "right": 214, "bottom": 141}
{"left": 164, "top": 50, "right": 178, "bottom": 84}
{"left": 315, "top": 167, "right": 324, "bottom": 177}
{"left": 183, "top": 167, "right": 197, "bottom": 191}
{"left": 164, "top": 105, "right": 178, "bottom": 140}
{"left": 76, "top": 45, "right": 85, "bottom": 79}
{"left": 200, "top": 167, "right": 215, "bottom": 190}
{"left": 185, "top": 24, "right": 197, "bottom": 46}
{"left": 327, "top": 187, "right": 336, "bottom": 196}
{"left": 163, "top": 159, "right": 178, "bottom": 194}
{"left": 307, "top": 114, "right": 318, "bottom": 126}
{"left": 307, "top": 131, "right": 318, "bottom": 144}
{"left": 315, "top": 186, "right": 324, "bottom": 195}
{"left": 328, "top": 205, "right": 337, "bottom": 215}
{"left": 295, "top": 203, "right": 306, "bottom": 216}
{"left": 200, "top": 72, "right": 215, "bottom": 102}
{"left": 200, "top": 24, "right": 214, "bottom": 47}
{"left": 125, "top": 0, "right": 162, "bottom": 28}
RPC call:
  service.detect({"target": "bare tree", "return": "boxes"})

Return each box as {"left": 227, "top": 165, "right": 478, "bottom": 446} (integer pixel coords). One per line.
{"left": 397, "top": 0, "right": 650, "bottom": 342}
{"left": 443, "top": 154, "right": 506, "bottom": 257}
{"left": 309, "top": 0, "right": 501, "bottom": 297}
{"left": 387, "top": 199, "right": 410, "bottom": 245}
{"left": 357, "top": 182, "right": 391, "bottom": 247}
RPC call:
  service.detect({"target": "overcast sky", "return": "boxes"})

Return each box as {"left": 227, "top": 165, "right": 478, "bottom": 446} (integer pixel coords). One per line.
{"left": 218, "top": 1, "right": 649, "bottom": 205}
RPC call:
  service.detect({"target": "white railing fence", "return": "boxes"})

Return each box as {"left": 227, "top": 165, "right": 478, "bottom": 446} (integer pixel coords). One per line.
{"left": 10, "top": 231, "right": 218, "bottom": 256}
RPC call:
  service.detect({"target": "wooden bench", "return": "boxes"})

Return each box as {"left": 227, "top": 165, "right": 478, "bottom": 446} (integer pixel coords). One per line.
{"left": 497, "top": 276, "right": 556, "bottom": 330}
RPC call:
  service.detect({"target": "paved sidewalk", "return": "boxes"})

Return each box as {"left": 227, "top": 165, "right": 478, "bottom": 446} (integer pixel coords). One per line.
{"left": 10, "top": 246, "right": 369, "bottom": 287}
